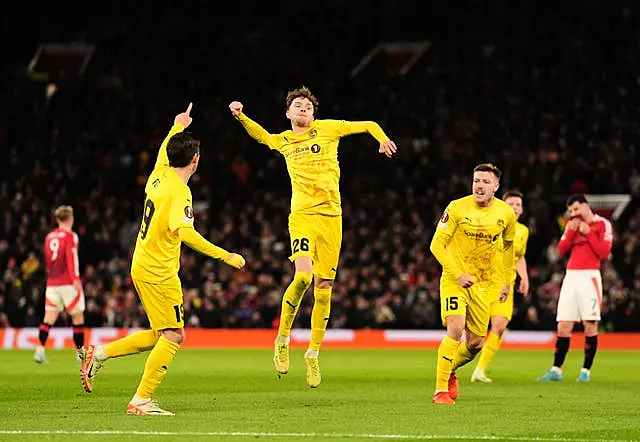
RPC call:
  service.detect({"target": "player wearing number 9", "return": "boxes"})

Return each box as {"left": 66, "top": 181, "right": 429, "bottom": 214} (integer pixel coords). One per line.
{"left": 79, "top": 103, "right": 246, "bottom": 416}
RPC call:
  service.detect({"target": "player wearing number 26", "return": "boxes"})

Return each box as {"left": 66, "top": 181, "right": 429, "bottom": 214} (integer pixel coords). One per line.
{"left": 79, "top": 104, "right": 246, "bottom": 416}
{"left": 429, "top": 163, "right": 516, "bottom": 405}
{"left": 230, "top": 87, "right": 396, "bottom": 387}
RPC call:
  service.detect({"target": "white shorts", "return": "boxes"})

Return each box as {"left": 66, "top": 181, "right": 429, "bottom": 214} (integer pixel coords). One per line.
{"left": 556, "top": 270, "right": 602, "bottom": 322}
{"left": 45, "top": 285, "right": 85, "bottom": 314}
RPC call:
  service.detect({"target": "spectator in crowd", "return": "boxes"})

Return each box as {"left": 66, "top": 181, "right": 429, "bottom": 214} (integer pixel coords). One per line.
{"left": 1, "top": 1, "right": 639, "bottom": 331}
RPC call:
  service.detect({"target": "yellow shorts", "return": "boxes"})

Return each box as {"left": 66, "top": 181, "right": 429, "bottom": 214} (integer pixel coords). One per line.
{"left": 490, "top": 285, "right": 515, "bottom": 320}
{"left": 440, "top": 280, "right": 491, "bottom": 337}
{"left": 288, "top": 212, "right": 342, "bottom": 280}
{"left": 132, "top": 276, "right": 184, "bottom": 330}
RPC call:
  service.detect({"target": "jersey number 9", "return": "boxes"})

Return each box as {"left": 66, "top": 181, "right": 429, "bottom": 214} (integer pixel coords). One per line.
{"left": 140, "top": 198, "right": 156, "bottom": 240}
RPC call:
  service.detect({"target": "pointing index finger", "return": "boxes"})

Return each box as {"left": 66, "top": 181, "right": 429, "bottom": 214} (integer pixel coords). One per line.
{"left": 186, "top": 102, "right": 193, "bottom": 115}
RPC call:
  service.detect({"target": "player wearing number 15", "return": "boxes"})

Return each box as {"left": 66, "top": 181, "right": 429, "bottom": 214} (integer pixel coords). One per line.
{"left": 79, "top": 103, "right": 246, "bottom": 416}
{"left": 230, "top": 87, "right": 396, "bottom": 387}
{"left": 429, "top": 163, "right": 516, "bottom": 405}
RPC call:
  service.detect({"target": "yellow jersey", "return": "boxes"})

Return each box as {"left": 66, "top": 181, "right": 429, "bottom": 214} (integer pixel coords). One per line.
{"left": 131, "top": 123, "right": 195, "bottom": 283}
{"left": 237, "top": 115, "right": 390, "bottom": 215}
{"left": 432, "top": 195, "right": 516, "bottom": 287}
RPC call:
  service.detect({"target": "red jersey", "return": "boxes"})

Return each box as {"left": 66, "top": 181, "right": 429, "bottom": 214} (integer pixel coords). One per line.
{"left": 44, "top": 228, "right": 80, "bottom": 286}
{"left": 558, "top": 214, "right": 613, "bottom": 270}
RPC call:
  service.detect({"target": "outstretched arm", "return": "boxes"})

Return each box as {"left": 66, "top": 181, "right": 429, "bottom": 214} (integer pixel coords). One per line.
{"left": 334, "top": 120, "right": 397, "bottom": 158}
{"left": 229, "top": 101, "right": 279, "bottom": 149}
{"left": 155, "top": 103, "right": 193, "bottom": 170}
{"left": 178, "top": 227, "right": 246, "bottom": 269}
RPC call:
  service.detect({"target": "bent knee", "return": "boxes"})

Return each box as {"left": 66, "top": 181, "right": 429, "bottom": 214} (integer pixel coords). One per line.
{"left": 161, "top": 328, "right": 185, "bottom": 345}
{"left": 445, "top": 317, "right": 465, "bottom": 340}
{"left": 315, "top": 278, "right": 333, "bottom": 290}
{"left": 491, "top": 317, "right": 509, "bottom": 335}
{"left": 294, "top": 271, "right": 313, "bottom": 289}
{"left": 464, "top": 331, "right": 485, "bottom": 351}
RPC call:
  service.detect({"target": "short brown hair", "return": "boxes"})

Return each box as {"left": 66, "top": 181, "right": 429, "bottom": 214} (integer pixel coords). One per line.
{"left": 473, "top": 163, "right": 502, "bottom": 179}
{"left": 285, "top": 86, "right": 319, "bottom": 115}
{"left": 54, "top": 205, "right": 74, "bottom": 222}
{"left": 503, "top": 190, "right": 523, "bottom": 200}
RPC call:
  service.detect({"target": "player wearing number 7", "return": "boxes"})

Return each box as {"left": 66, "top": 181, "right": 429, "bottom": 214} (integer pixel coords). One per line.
{"left": 79, "top": 103, "right": 246, "bottom": 416}
{"left": 429, "top": 163, "right": 516, "bottom": 404}
{"left": 538, "top": 194, "right": 613, "bottom": 383}
{"left": 230, "top": 87, "right": 396, "bottom": 387}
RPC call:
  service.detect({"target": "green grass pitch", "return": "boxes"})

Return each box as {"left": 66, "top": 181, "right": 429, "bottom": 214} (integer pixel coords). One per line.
{"left": 1, "top": 348, "right": 639, "bottom": 442}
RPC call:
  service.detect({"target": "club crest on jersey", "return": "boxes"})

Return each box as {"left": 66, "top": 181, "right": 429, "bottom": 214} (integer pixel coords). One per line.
{"left": 497, "top": 219, "right": 505, "bottom": 228}
{"left": 184, "top": 206, "right": 194, "bottom": 219}
{"left": 310, "top": 129, "right": 317, "bottom": 138}
{"left": 440, "top": 212, "right": 449, "bottom": 223}
{"left": 311, "top": 144, "right": 321, "bottom": 153}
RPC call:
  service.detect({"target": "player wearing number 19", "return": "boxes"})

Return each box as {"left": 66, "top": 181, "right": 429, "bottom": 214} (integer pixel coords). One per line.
{"left": 429, "top": 163, "right": 516, "bottom": 405}
{"left": 230, "top": 87, "right": 396, "bottom": 387}
{"left": 79, "top": 103, "right": 246, "bottom": 416}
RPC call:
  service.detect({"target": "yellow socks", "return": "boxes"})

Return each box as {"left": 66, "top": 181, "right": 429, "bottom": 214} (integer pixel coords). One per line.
{"left": 452, "top": 340, "right": 479, "bottom": 371}
{"left": 277, "top": 272, "right": 313, "bottom": 337}
{"left": 476, "top": 332, "right": 503, "bottom": 371}
{"left": 135, "top": 336, "right": 180, "bottom": 399}
{"left": 435, "top": 335, "right": 459, "bottom": 391}
{"left": 105, "top": 330, "right": 160, "bottom": 358}
{"left": 309, "top": 287, "right": 332, "bottom": 351}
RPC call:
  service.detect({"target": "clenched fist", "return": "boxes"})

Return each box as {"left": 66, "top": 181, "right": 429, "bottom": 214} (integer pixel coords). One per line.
{"left": 229, "top": 101, "right": 243, "bottom": 118}
{"left": 225, "top": 252, "right": 246, "bottom": 269}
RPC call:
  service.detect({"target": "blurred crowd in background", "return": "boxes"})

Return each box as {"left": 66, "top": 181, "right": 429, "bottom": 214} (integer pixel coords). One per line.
{"left": 1, "top": 1, "right": 639, "bottom": 331}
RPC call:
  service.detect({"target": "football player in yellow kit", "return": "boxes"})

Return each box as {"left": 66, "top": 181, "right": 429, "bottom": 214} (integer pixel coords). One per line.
{"left": 80, "top": 104, "right": 245, "bottom": 415}
{"left": 472, "top": 190, "right": 530, "bottom": 383}
{"left": 429, "top": 163, "right": 516, "bottom": 404}
{"left": 230, "top": 87, "right": 396, "bottom": 387}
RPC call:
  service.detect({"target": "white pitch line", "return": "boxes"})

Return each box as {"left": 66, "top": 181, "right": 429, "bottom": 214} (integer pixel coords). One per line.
{"left": 0, "top": 430, "right": 636, "bottom": 442}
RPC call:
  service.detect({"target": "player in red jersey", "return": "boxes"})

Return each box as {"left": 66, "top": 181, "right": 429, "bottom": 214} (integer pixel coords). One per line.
{"left": 538, "top": 194, "right": 613, "bottom": 383}
{"left": 36, "top": 206, "right": 85, "bottom": 363}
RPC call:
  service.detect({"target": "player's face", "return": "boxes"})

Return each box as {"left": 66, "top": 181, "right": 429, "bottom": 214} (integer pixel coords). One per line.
{"left": 567, "top": 201, "right": 589, "bottom": 220}
{"left": 472, "top": 171, "right": 499, "bottom": 205}
{"left": 286, "top": 97, "right": 314, "bottom": 127}
{"left": 505, "top": 196, "right": 523, "bottom": 219}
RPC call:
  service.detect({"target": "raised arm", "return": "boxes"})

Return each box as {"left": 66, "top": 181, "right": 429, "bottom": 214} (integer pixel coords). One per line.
{"left": 154, "top": 103, "right": 193, "bottom": 170}
{"left": 332, "top": 120, "right": 397, "bottom": 158}
{"left": 229, "top": 101, "right": 279, "bottom": 149}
